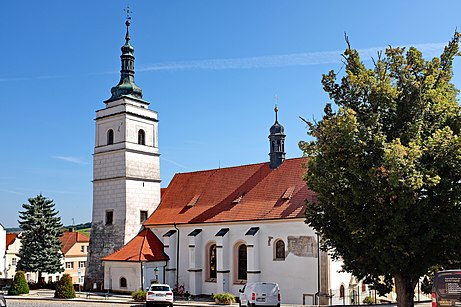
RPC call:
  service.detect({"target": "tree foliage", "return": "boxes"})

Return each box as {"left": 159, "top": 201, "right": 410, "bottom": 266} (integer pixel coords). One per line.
{"left": 8, "top": 271, "right": 29, "bottom": 295}
{"left": 300, "top": 32, "right": 461, "bottom": 307}
{"left": 17, "top": 194, "right": 64, "bottom": 278}
{"left": 54, "top": 274, "right": 76, "bottom": 299}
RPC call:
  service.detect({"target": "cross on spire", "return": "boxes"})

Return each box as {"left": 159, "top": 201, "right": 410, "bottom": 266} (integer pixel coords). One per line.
{"left": 124, "top": 5, "right": 132, "bottom": 21}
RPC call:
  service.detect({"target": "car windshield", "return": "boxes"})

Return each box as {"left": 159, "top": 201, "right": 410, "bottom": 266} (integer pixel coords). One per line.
{"left": 256, "top": 283, "right": 278, "bottom": 294}
{"left": 150, "top": 285, "right": 170, "bottom": 291}
{"left": 435, "top": 273, "right": 461, "bottom": 297}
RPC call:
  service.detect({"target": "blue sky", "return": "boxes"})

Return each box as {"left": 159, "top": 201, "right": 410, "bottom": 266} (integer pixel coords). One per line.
{"left": 1, "top": 1, "right": 460, "bottom": 228}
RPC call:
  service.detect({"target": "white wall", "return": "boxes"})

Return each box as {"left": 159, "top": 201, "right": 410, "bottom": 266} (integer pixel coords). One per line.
{"left": 0, "top": 225, "right": 5, "bottom": 277}
{"left": 150, "top": 219, "right": 322, "bottom": 305}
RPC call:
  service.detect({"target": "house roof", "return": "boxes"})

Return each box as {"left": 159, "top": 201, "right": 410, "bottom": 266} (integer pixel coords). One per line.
{"left": 102, "top": 228, "right": 169, "bottom": 262}
{"left": 60, "top": 231, "right": 90, "bottom": 254}
{"left": 6, "top": 233, "right": 18, "bottom": 249}
{"left": 144, "top": 157, "right": 315, "bottom": 226}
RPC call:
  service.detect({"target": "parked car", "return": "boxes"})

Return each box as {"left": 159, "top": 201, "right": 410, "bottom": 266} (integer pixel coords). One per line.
{"left": 146, "top": 283, "right": 174, "bottom": 307}
{"left": 0, "top": 293, "right": 6, "bottom": 307}
{"left": 432, "top": 270, "right": 461, "bottom": 307}
{"left": 239, "top": 282, "right": 280, "bottom": 307}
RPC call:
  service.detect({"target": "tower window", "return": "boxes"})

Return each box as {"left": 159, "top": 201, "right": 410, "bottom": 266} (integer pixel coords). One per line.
{"left": 140, "top": 210, "right": 148, "bottom": 223}
{"left": 107, "top": 129, "right": 114, "bottom": 145}
{"left": 138, "top": 129, "right": 145, "bottom": 145}
{"left": 106, "top": 210, "right": 114, "bottom": 225}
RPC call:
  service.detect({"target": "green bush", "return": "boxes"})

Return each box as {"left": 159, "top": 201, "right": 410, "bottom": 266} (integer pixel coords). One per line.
{"left": 8, "top": 271, "right": 29, "bottom": 295}
{"left": 54, "top": 274, "right": 76, "bottom": 299}
{"left": 213, "top": 292, "right": 236, "bottom": 304}
{"left": 132, "top": 290, "right": 147, "bottom": 302}
{"left": 363, "top": 296, "right": 374, "bottom": 305}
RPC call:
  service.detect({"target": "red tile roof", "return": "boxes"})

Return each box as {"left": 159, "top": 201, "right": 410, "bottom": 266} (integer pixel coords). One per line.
{"left": 60, "top": 231, "right": 90, "bottom": 254}
{"left": 6, "top": 233, "right": 18, "bottom": 250}
{"left": 144, "top": 157, "right": 315, "bottom": 226}
{"left": 102, "top": 228, "right": 169, "bottom": 262}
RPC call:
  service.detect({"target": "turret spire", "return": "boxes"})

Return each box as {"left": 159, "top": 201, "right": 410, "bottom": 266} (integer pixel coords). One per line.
{"left": 269, "top": 103, "right": 286, "bottom": 169}
{"left": 106, "top": 9, "right": 143, "bottom": 103}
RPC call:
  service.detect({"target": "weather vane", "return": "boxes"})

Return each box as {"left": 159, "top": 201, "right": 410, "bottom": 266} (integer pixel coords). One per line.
{"left": 124, "top": 5, "right": 132, "bottom": 21}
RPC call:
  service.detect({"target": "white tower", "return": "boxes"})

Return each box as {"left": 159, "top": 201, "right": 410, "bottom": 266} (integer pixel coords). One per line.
{"left": 85, "top": 17, "right": 161, "bottom": 290}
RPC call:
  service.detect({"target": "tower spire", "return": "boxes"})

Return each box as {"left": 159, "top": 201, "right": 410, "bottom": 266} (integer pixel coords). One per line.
{"left": 106, "top": 9, "right": 143, "bottom": 102}
{"left": 268, "top": 103, "right": 286, "bottom": 169}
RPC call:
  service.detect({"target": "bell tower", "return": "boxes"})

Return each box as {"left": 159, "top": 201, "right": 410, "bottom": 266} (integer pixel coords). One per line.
{"left": 85, "top": 16, "right": 161, "bottom": 290}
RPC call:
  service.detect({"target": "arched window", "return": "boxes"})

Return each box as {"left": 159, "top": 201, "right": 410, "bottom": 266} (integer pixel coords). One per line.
{"left": 107, "top": 129, "right": 114, "bottom": 145}
{"left": 209, "top": 244, "right": 217, "bottom": 279}
{"left": 138, "top": 129, "right": 145, "bottom": 145}
{"left": 120, "top": 277, "right": 127, "bottom": 288}
{"left": 275, "top": 240, "right": 285, "bottom": 260}
{"left": 238, "top": 244, "right": 247, "bottom": 280}
{"left": 340, "top": 284, "right": 345, "bottom": 298}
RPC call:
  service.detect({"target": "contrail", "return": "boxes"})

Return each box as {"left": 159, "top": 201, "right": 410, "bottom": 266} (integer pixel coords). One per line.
{"left": 137, "top": 42, "right": 447, "bottom": 72}
{"left": 0, "top": 42, "right": 448, "bottom": 81}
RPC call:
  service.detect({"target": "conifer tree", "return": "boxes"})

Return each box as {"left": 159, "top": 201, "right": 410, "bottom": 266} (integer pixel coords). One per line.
{"left": 54, "top": 274, "right": 76, "bottom": 299}
{"left": 8, "top": 271, "right": 29, "bottom": 295}
{"left": 17, "top": 194, "right": 64, "bottom": 282}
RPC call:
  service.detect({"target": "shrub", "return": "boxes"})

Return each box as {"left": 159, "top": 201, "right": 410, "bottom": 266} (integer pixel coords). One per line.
{"left": 363, "top": 296, "right": 374, "bottom": 305}
{"left": 8, "top": 271, "right": 29, "bottom": 295}
{"left": 132, "top": 290, "right": 147, "bottom": 302}
{"left": 54, "top": 274, "right": 76, "bottom": 299}
{"left": 213, "top": 292, "right": 236, "bottom": 304}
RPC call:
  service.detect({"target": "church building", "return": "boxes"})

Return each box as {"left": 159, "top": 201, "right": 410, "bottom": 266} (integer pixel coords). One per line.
{"left": 85, "top": 18, "right": 331, "bottom": 305}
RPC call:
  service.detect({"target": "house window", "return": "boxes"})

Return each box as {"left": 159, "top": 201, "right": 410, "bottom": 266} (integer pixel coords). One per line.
{"left": 79, "top": 261, "right": 86, "bottom": 268}
{"left": 237, "top": 244, "right": 247, "bottom": 281}
{"left": 81, "top": 245, "right": 85, "bottom": 252}
{"left": 209, "top": 244, "right": 217, "bottom": 280}
{"left": 106, "top": 210, "right": 113, "bottom": 225}
{"left": 120, "top": 277, "right": 127, "bottom": 288}
{"left": 65, "top": 262, "right": 74, "bottom": 269}
{"left": 48, "top": 276, "right": 52, "bottom": 283}
{"left": 340, "top": 284, "right": 345, "bottom": 298}
{"left": 11, "top": 258, "right": 17, "bottom": 266}
{"left": 56, "top": 276, "right": 60, "bottom": 281}
{"left": 361, "top": 282, "right": 366, "bottom": 292}
{"left": 138, "top": 129, "right": 145, "bottom": 145}
{"left": 275, "top": 240, "right": 285, "bottom": 260}
{"left": 79, "top": 276, "right": 84, "bottom": 284}
{"left": 140, "top": 210, "right": 148, "bottom": 223}
{"left": 107, "top": 129, "right": 114, "bottom": 145}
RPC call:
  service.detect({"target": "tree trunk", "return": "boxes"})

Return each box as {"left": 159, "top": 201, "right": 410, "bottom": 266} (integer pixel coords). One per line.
{"left": 395, "top": 274, "right": 418, "bottom": 307}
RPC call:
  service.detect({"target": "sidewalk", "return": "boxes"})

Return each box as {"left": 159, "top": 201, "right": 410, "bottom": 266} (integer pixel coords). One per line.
{"left": 4, "top": 289, "right": 238, "bottom": 306}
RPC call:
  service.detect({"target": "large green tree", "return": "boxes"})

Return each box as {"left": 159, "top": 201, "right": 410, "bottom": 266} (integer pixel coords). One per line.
{"left": 299, "top": 32, "right": 461, "bottom": 307}
{"left": 17, "top": 194, "right": 64, "bottom": 282}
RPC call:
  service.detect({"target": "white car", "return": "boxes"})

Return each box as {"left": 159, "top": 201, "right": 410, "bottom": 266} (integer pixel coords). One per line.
{"left": 239, "top": 282, "right": 280, "bottom": 307}
{"left": 146, "top": 284, "right": 174, "bottom": 307}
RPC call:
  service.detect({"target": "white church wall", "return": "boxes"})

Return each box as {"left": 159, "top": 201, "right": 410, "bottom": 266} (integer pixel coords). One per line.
{"left": 104, "top": 261, "right": 142, "bottom": 292}
{"left": 149, "top": 218, "right": 323, "bottom": 305}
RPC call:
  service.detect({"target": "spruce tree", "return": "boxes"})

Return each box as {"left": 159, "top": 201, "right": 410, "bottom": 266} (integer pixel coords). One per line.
{"left": 17, "top": 194, "right": 64, "bottom": 282}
